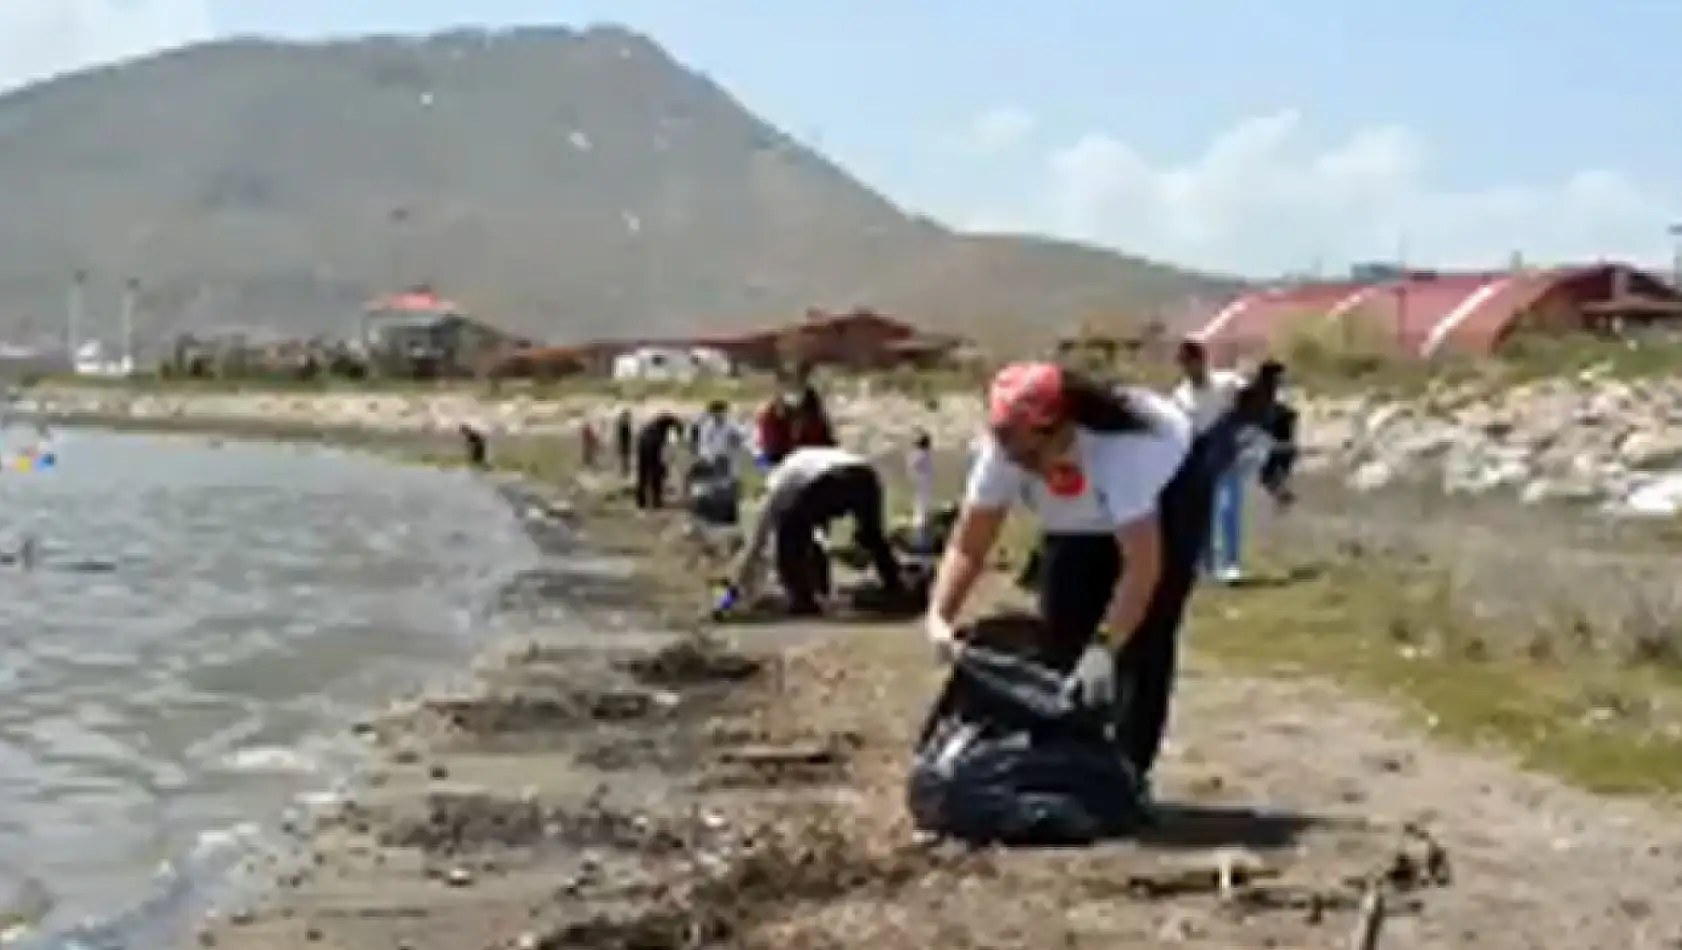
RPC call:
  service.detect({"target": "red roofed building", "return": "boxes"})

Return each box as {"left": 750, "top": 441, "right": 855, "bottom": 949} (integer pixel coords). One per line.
{"left": 1191, "top": 263, "right": 1682, "bottom": 362}
{"left": 577, "top": 308, "right": 947, "bottom": 372}
{"left": 359, "top": 286, "right": 524, "bottom": 378}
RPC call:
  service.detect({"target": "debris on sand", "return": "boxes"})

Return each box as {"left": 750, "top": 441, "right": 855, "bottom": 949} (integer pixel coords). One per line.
{"left": 613, "top": 635, "right": 761, "bottom": 687}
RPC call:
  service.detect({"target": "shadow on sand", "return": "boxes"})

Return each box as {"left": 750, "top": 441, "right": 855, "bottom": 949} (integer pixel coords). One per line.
{"left": 1132, "top": 800, "right": 1349, "bottom": 852}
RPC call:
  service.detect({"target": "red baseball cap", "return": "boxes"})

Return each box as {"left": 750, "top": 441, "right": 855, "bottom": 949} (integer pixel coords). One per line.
{"left": 987, "top": 362, "right": 1065, "bottom": 428}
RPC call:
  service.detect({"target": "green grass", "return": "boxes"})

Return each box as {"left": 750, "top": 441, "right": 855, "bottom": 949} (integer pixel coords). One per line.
{"left": 1190, "top": 554, "right": 1682, "bottom": 797}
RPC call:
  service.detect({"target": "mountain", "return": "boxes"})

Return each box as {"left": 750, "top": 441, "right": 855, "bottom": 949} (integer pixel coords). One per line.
{"left": 0, "top": 25, "right": 1241, "bottom": 349}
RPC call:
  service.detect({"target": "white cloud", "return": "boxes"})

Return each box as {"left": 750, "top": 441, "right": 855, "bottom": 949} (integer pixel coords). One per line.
{"left": 0, "top": 0, "right": 213, "bottom": 92}
{"left": 983, "top": 110, "right": 1677, "bottom": 276}
{"left": 965, "top": 105, "right": 1036, "bottom": 153}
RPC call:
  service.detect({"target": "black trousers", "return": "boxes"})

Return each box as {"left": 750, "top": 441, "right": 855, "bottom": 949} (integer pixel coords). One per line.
{"left": 1034, "top": 439, "right": 1215, "bottom": 778}
{"left": 634, "top": 453, "right": 667, "bottom": 509}
{"left": 775, "top": 463, "right": 903, "bottom": 612}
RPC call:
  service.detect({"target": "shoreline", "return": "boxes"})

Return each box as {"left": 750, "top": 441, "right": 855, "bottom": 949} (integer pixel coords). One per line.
{"left": 173, "top": 463, "right": 860, "bottom": 950}
{"left": 4, "top": 435, "right": 576, "bottom": 950}
{"left": 25, "top": 368, "right": 1682, "bottom": 515}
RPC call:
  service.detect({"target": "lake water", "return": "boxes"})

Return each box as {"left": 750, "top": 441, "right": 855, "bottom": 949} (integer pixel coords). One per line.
{"left": 0, "top": 430, "right": 540, "bottom": 945}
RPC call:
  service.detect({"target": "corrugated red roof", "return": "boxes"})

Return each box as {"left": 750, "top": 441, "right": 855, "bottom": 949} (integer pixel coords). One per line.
{"left": 1190, "top": 263, "right": 1676, "bottom": 358}
{"left": 1411, "top": 267, "right": 1591, "bottom": 355}
{"left": 1194, "top": 280, "right": 1371, "bottom": 353}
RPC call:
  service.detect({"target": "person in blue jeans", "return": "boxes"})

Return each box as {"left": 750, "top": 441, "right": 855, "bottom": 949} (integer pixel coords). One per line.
{"left": 1170, "top": 338, "right": 1248, "bottom": 582}
{"left": 1171, "top": 341, "right": 1299, "bottom": 583}
{"left": 1207, "top": 463, "right": 1247, "bottom": 580}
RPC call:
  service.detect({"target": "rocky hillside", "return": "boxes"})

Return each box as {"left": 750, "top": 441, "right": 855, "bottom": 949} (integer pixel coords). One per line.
{"left": 0, "top": 25, "right": 1238, "bottom": 348}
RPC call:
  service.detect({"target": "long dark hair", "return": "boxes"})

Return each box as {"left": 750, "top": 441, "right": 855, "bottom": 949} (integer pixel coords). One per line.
{"left": 1060, "top": 370, "right": 1155, "bottom": 433}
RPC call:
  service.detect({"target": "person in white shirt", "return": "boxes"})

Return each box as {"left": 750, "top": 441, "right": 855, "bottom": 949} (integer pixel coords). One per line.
{"left": 687, "top": 400, "right": 748, "bottom": 526}
{"left": 722, "top": 446, "right": 905, "bottom": 616}
{"left": 924, "top": 362, "right": 1215, "bottom": 798}
{"left": 907, "top": 428, "right": 935, "bottom": 548}
{"left": 690, "top": 400, "right": 746, "bottom": 473}
{"left": 1171, "top": 337, "right": 1249, "bottom": 583}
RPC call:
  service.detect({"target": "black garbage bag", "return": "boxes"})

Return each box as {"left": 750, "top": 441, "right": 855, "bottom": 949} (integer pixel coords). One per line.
{"left": 907, "top": 644, "right": 1142, "bottom": 846}
{"left": 888, "top": 503, "right": 960, "bottom": 557}
{"left": 687, "top": 459, "right": 740, "bottom": 527}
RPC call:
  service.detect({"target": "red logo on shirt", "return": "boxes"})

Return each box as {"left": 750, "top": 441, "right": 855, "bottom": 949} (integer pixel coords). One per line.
{"left": 1045, "top": 461, "right": 1086, "bottom": 497}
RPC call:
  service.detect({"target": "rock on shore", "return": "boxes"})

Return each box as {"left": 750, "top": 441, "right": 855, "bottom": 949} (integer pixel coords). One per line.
{"left": 1302, "top": 369, "right": 1682, "bottom": 511}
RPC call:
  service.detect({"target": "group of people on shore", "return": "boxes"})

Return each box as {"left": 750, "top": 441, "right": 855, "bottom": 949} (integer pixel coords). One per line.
{"left": 621, "top": 342, "right": 1297, "bottom": 818}
{"left": 571, "top": 344, "right": 1296, "bottom": 820}
{"left": 603, "top": 365, "right": 909, "bottom": 616}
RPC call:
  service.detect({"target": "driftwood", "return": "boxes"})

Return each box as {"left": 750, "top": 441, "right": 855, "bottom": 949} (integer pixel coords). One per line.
{"left": 717, "top": 741, "right": 843, "bottom": 768}
{"left": 1348, "top": 880, "right": 1386, "bottom": 950}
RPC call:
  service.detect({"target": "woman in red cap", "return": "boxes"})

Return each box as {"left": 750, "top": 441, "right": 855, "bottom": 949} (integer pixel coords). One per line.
{"left": 924, "top": 362, "right": 1214, "bottom": 806}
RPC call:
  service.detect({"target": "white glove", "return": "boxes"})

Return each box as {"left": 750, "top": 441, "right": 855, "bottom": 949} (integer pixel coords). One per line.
{"left": 1062, "top": 643, "right": 1117, "bottom": 708}
{"left": 923, "top": 610, "right": 962, "bottom": 663}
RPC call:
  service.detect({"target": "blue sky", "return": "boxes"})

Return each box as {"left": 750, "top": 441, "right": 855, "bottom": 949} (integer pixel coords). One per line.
{"left": 7, "top": 1, "right": 1682, "bottom": 275}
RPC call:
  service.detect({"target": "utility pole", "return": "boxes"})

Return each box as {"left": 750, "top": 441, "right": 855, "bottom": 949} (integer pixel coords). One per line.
{"left": 119, "top": 277, "right": 138, "bottom": 374}
{"left": 66, "top": 269, "right": 86, "bottom": 370}
{"left": 1667, "top": 223, "right": 1682, "bottom": 289}
{"left": 1394, "top": 234, "right": 1410, "bottom": 349}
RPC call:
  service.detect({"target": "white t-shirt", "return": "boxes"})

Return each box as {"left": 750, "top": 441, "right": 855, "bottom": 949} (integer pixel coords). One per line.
{"left": 692, "top": 413, "right": 745, "bottom": 465}
{"left": 764, "top": 446, "right": 865, "bottom": 498}
{"left": 731, "top": 446, "right": 869, "bottom": 591}
{"left": 964, "top": 387, "right": 1191, "bottom": 532}
{"left": 1171, "top": 369, "right": 1246, "bottom": 435}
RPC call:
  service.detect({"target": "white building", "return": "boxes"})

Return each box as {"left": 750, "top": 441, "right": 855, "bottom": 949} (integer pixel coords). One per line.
{"left": 72, "top": 341, "right": 133, "bottom": 377}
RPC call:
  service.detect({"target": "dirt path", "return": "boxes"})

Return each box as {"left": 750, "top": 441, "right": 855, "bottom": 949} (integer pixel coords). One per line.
{"left": 721, "top": 590, "right": 1682, "bottom": 950}
{"left": 181, "top": 478, "right": 1682, "bottom": 950}
{"left": 1167, "top": 665, "right": 1682, "bottom": 948}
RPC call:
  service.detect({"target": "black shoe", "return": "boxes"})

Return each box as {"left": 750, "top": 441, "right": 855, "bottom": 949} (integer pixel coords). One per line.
{"left": 787, "top": 600, "right": 824, "bottom": 617}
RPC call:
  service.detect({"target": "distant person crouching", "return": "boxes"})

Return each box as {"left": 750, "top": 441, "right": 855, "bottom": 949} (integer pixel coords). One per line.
{"left": 458, "top": 423, "right": 489, "bottom": 470}
{"left": 718, "top": 447, "right": 905, "bottom": 617}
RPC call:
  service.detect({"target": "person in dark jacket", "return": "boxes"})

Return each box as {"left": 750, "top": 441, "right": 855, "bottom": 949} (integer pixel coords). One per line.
{"left": 613, "top": 409, "right": 634, "bottom": 477}
{"left": 1246, "top": 359, "right": 1299, "bottom": 504}
{"left": 634, "top": 412, "right": 683, "bottom": 509}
